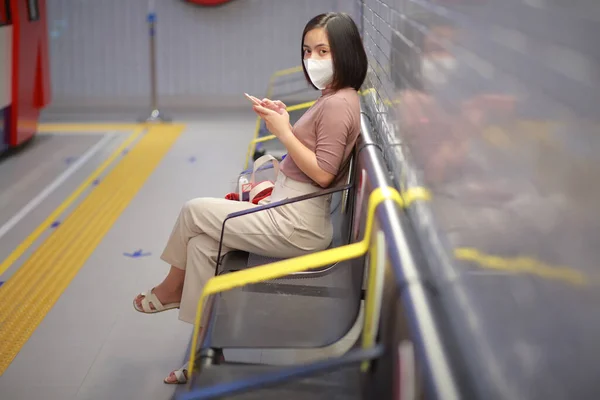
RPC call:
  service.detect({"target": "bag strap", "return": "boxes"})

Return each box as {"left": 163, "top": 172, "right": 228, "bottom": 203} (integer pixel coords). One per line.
{"left": 251, "top": 154, "right": 280, "bottom": 183}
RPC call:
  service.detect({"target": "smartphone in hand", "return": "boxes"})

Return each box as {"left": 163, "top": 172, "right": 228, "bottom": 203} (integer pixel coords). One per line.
{"left": 244, "top": 93, "right": 262, "bottom": 106}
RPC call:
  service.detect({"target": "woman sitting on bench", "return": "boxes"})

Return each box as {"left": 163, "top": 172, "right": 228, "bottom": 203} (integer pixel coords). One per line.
{"left": 132, "top": 12, "right": 368, "bottom": 384}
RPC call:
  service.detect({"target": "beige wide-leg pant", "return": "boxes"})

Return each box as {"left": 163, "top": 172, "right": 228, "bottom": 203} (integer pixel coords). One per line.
{"left": 161, "top": 172, "right": 334, "bottom": 323}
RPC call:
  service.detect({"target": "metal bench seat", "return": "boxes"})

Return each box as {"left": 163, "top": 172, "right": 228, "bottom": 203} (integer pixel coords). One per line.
{"left": 200, "top": 151, "right": 363, "bottom": 350}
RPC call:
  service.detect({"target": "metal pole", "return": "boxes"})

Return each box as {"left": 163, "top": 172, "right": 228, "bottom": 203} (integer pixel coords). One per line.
{"left": 139, "top": 2, "right": 171, "bottom": 123}
{"left": 359, "top": 0, "right": 364, "bottom": 38}
{"left": 149, "top": 13, "right": 158, "bottom": 112}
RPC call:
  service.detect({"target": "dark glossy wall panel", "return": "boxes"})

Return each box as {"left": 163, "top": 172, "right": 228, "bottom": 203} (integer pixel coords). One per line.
{"left": 358, "top": 0, "right": 600, "bottom": 398}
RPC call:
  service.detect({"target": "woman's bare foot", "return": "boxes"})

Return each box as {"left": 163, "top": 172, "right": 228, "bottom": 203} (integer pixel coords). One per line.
{"left": 164, "top": 368, "right": 188, "bottom": 384}
{"left": 134, "top": 285, "right": 182, "bottom": 311}
{"left": 135, "top": 266, "right": 185, "bottom": 311}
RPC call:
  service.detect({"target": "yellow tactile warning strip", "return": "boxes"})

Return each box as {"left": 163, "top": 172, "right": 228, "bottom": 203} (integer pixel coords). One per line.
{"left": 0, "top": 127, "right": 144, "bottom": 277}
{"left": 0, "top": 124, "right": 184, "bottom": 375}
{"left": 38, "top": 123, "right": 142, "bottom": 133}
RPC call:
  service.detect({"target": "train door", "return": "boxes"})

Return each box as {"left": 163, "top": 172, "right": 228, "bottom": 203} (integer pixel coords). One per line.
{"left": 0, "top": 0, "right": 11, "bottom": 151}
{"left": 8, "top": 0, "right": 50, "bottom": 148}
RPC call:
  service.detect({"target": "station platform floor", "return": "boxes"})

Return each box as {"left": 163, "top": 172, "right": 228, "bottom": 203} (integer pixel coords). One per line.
{"left": 0, "top": 113, "right": 265, "bottom": 400}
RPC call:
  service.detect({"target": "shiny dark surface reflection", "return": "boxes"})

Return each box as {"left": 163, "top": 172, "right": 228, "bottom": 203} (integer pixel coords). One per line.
{"left": 359, "top": 0, "right": 600, "bottom": 398}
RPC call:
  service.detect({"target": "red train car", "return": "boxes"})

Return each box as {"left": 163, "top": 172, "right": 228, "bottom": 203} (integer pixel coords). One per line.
{"left": 1, "top": 0, "right": 50, "bottom": 152}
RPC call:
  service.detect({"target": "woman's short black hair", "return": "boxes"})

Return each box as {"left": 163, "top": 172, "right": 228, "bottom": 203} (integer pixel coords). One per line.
{"left": 302, "top": 13, "right": 368, "bottom": 91}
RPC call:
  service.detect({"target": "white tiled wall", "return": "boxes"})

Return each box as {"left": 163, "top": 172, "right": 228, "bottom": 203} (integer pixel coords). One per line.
{"left": 46, "top": 0, "right": 358, "bottom": 110}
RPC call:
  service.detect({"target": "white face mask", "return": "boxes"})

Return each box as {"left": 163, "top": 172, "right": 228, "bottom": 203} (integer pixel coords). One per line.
{"left": 303, "top": 58, "right": 334, "bottom": 90}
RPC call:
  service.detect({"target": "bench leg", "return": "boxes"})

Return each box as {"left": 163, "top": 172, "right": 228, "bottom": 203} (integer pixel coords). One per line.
{"left": 197, "top": 348, "right": 226, "bottom": 367}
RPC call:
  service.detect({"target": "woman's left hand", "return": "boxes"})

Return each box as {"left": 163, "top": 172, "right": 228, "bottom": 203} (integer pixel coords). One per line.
{"left": 253, "top": 104, "right": 292, "bottom": 139}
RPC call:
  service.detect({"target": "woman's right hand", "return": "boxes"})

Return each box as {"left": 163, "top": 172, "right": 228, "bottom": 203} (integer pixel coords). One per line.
{"left": 259, "top": 99, "right": 293, "bottom": 131}
{"left": 261, "top": 98, "right": 286, "bottom": 115}
{"left": 252, "top": 104, "right": 291, "bottom": 140}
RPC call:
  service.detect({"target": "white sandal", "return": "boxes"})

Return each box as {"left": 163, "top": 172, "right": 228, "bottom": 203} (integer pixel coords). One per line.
{"left": 133, "top": 288, "right": 180, "bottom": 314}
{"left": 164, "top": 365, "right": 188, "bottom": 384}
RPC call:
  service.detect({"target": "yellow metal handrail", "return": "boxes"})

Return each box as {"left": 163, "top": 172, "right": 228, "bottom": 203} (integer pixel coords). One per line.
{"left": 266, "top": 65, "right": 304, "bottom": 99}
{"left": 361, "top": 229, "right": 386, "bottom": 372}
{"left": 454, "top": 247, "right": 587, "bottom": 285}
